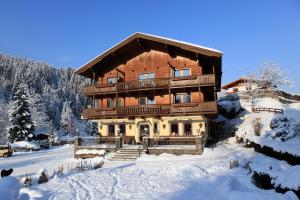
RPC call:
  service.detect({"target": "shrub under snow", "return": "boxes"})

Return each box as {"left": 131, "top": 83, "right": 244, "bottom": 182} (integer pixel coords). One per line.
{"left": 252, "top": 118, "right": 262, "bottom": 136}
{"left": 266, "top": 116, "right": 298, "bottom": 142}
{"left": 217, "top": 93, "right": 242, "bottom": 119}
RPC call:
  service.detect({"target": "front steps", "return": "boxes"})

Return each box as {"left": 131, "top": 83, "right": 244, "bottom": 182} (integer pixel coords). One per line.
{"left": 108, "top": 147, "right": 143, "bottom": 161}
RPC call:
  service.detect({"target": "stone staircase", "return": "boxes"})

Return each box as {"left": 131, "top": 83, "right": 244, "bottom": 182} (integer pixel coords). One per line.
{"left": 108, "top": 147, "right": 143, "bottom": 161}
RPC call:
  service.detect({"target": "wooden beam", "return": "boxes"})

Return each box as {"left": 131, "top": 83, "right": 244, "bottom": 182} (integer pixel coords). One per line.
{"left": 137, "top": 38, "right": 150, "bottom": 52}
{"left": 112, "top": 52, "right": 127, "bottom": 65}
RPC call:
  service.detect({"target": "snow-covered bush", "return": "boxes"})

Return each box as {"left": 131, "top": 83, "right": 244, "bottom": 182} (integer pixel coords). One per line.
{"left": 217, "top": 93, "right": 242, "bottom": 119}
{"left": 252, "top": 118, "right": 262, "bottom": 136}
{"left": 267, "top": 116, "right": 297, "bottom": 142}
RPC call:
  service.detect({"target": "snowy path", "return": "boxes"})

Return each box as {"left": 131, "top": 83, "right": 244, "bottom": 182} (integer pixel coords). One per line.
{"left": 23, "top": 141, "right": 296, "bottom": 200}
{"left": 0, "top": 145, "right": 73, "bottom": 176}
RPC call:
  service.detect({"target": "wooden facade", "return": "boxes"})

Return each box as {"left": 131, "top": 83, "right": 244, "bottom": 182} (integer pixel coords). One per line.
{"left": 75, "top": 33, "right": 222, "bottom": 142}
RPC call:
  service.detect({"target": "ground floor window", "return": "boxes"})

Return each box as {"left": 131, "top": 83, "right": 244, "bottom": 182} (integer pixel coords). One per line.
{"left": 108, "top": 124, "right": 115, "bottom": 136}
{"left": 170, "top": 123, "right": 179, "bottom": 135}
{"left": 184, "top": 123, "right": 192, "bottom": 135}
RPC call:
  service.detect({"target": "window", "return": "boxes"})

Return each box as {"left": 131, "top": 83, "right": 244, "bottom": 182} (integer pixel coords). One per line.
{"left": 173, "top": 68, "right": 190, "bottom": 77}
{"left": 139, "top": 97, "right": 156, "bottom": 105}
{"left": 174, "top": 93, "right": 191, "bottom": 104}
{"left": 107, "top": 77, "right": 119, "bottom": 84}
{"left": 139, "top": 72, "right": 155, "bottom": 80}
{"left": 107, "top": 98, "right": 114, "bottom": 108}
{"left": 154, "top": 122, "right": 159, "bottom": 133}
{"left": 108, "top": 124, "right": 115, "bottom": 137}
{"left": 147, "top": 96, "right": 156, "bottom": 104}
{"left": 184, "top": 123, "right": 192, "bottom": 136}
{"left": 170, "top": 123, "right": 179, "bottom": 135}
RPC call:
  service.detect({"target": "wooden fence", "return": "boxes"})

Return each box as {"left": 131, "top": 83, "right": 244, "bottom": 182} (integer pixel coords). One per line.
{"left": 252, "top": 107, "right": 283, "bottom": 114}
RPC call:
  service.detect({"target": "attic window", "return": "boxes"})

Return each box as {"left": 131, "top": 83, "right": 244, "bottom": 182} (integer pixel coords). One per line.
{"left": 107, "top": 77, "right": 120, "bottom": 84}
{"left": 173, "top": 68, "right": 190, "bottom": 77}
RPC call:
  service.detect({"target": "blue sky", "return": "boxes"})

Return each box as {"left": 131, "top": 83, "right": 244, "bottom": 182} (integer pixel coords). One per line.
{"left": 1, "top": 0, "right": 300, "bottom": 93}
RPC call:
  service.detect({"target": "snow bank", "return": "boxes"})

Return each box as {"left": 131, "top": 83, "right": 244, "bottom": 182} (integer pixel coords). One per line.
{"left": 75, "top": 149, "right": 105, "bottom": 155}
{"left": 11, "top": 141, "right": 40, "bottom": 150}
{"left": 0, "top": 176, "right": 21, "bottom": 200}
{"left": 276, "top": 165, "right": 300, "bottom": 190}
{"left": 236, "top": 97, "right": 300, "bottom": 156}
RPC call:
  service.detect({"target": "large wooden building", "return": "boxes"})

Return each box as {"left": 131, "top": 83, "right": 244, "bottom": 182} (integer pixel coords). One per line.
{"left": 75, "top": 33, "right": 222, "bottom": 144}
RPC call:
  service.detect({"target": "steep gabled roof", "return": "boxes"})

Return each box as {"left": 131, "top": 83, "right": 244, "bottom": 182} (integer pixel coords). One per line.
{"left": 75, "top": 32, "right": 222, "bottom": 76}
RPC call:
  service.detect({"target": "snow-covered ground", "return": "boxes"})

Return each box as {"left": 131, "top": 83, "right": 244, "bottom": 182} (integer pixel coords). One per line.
{"left": 0, "top": 145, "right": 73, "bottom": 177}
{"left": 1, "top": 97, "right": 299, "bottom": 200}
{"left": 0, "top": 140, "right": 296, "bottom": 200}
{"left": 236, "top": 97, "right": 300, "bottom": 156}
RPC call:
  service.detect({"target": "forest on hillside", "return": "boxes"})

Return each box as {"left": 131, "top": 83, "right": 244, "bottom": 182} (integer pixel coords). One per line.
{"left": 0, "top": 54, "right": 96, "bottom": 143}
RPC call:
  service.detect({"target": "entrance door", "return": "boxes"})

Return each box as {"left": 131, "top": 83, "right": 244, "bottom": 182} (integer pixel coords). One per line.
{"left": 119, "top": 124, "right": 126, "bottom": 144}
{"left": 119, "top": 124, "right": 126, "bottom": 135}
{"left": 139, "top": 124, "right": 150, "bottom": 142}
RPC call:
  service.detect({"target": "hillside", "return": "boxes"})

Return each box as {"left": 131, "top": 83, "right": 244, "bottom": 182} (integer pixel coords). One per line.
{"left": 0, "top": 54, "right": 91, "bottom": 143}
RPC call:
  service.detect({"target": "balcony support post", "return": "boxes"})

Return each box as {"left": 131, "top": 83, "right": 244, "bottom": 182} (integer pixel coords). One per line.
{"left": 93, "top": 95, "right": 95, "bottom": 108}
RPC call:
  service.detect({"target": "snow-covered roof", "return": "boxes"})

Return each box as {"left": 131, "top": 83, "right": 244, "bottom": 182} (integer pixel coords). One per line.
{"left": 222, "top": 77, "right": 249, "bottom": 89}
{"left": 75, "top": 32, "right": 222, "bottom": 76}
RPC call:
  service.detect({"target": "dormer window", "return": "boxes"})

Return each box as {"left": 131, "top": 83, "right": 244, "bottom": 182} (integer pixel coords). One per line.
{"left": 173, "top": 68, "right": 190, "bottom": 77}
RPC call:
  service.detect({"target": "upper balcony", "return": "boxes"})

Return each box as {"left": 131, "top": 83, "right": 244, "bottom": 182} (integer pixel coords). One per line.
{"left": 82, "top": 101, "right": 217, "bottom": 119}
{"left": 83, "top": 74, "right": 215, "bottom": 96}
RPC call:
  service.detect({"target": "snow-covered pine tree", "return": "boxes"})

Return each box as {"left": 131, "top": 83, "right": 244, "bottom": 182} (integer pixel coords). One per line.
{"left": 7, "top": 84, "right": 35, "bottom": 142}
{"left": 60, "top": 101, "right": 73, "bottom": 134}
{"left": 86, "top": 121, "right": 98, "bottom": 136}
{"left": 29, "top": 91, "right": 50, "bottom": 136}
{"left": 0, "top": 101, "right": 9, "bottom": 144}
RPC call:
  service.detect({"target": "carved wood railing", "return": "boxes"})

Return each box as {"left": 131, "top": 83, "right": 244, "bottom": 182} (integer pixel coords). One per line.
{"left": 83, "top": 74, "right": 215, "bottom": 96}
{"left": 83, "top": 108, "right": 117, "bottom": 119}
{"left": 170, "top": 74, "right": 215, "bottom": 87}
{"left": 117, "top": 78, "right": 169, "bottom": 91}
{"left": 171, "top": 101, "right": 217, "bottom": 114}
{"left": 117, "top": 104, "right": 170, "bottom": 116}
{"left": 83, "top": 84, "right": 116, "bottom": 95}
{"left": 82, "top": 102, "right": 217, "bottom": 119}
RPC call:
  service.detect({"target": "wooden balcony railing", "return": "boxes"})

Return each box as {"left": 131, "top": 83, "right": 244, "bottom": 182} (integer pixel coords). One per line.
{"left": 83, "top": 108, "right": 117, "bottom": 119}
{"left": 83, "top": 84, "right": 116, "bottom": 96}
{"left": 171, "top": 102, "right": 217, "bottom": 114}
{"left": 170, "top": 75, "right": 215, "bottom": 87}
{"left": 117, "top": 78, "right": 169, "bottom": 91}
{"left": 117, "top": 104, "right": 170, "bottom": 116}
{"left": 83, "top": 74, "right": 215, "bottom": 96}
{"left": 82, "top": 101, "right": 217, "bottom": 119}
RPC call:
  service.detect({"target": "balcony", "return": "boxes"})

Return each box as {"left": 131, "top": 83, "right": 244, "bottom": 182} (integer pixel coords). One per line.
{"left": 83, "top": 74, "right": 215, "bottom": 96}
{"left": 82, "top": 101, "right": 217, "bottom": 119}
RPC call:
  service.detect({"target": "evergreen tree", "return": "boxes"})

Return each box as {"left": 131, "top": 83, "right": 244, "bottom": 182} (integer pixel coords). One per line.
{"left": 86, "top": 121, "right": 98, "bottom": 136}
{"left": 7, "top": 85, "right": 35, "bottom": 142}
{"left": 60, "top": 101, "right": 73, "bottom": 134}
{"left": 29, "top": 91, "right": 50, "bottom": 136}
